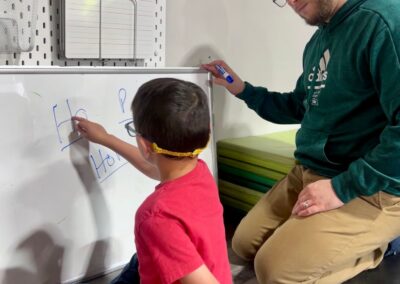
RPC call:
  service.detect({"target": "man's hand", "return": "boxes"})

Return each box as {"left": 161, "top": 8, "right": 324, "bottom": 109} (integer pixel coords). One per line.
{"left": 292, "top": 179, "right": 344, "bottom": 217}
{"left": 201, "top": 60, "right": 245, "bottom": 96}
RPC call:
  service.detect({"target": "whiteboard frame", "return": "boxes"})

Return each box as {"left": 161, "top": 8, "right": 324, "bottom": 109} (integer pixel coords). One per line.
{"left": 0, "top": 67, "right": 218, "bottom": 283}
{"left": 0, "top": 67, "right": 217, "bottom": 177}
{"left": 0, "top": 67, "right": 209, "bottom": 75}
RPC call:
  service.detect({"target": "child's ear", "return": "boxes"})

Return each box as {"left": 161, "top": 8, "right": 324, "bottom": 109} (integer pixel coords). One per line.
{"left": 137, "top": 135, "right": 153, "bottom": 158}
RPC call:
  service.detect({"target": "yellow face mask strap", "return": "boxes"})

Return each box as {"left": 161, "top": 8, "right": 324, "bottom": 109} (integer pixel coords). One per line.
{"left": 151, "top": 142, "right": 206, "bottom": 158}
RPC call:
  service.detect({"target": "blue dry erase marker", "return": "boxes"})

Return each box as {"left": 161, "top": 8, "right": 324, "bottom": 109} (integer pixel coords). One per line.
{"left": 215, "top": 64, "right": 234, "bottom": 84}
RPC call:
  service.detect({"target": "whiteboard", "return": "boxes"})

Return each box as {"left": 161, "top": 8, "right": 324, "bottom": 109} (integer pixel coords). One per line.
{"left": 0, "top": 67, "right": 216, "bottom": 284}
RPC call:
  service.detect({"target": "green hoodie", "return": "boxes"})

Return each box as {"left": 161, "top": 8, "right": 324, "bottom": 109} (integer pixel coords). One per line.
{"left": 237, "top": 0, "right": 400, "bottom": 203}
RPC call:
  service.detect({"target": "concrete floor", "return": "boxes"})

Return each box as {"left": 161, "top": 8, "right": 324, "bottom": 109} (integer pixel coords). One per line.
{"left": 81, "top": 206, "right": 400, "bottom": 284}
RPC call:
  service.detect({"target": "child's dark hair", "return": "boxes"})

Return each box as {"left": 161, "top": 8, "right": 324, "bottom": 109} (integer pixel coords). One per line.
{"left": 132, "top": 78, "right": 210, "bottom": 156}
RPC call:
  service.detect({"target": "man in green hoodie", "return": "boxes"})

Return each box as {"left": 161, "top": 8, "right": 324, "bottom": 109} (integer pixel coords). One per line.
{"left": 204, "top": 0, "right": 400, "bottom": 282}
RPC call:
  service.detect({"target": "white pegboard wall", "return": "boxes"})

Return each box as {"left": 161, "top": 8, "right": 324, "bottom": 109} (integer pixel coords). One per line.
{"left": 0, "top": 0, "right": 165, "bottom": 67}
{"left": 0, "top": 0, "right": 37, "bottom": 52}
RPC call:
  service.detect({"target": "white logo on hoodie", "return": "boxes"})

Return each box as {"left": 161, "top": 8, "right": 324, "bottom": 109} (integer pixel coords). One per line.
{"left": 306, "top": 49, "right": 330, "bottom": 106}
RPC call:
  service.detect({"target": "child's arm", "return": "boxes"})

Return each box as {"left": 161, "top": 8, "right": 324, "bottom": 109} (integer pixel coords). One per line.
{"left": 179, "top": 265, "right": 220, "bottom": 284}
{"left": 72, "top": 116, "right": 160, "bottom": 180}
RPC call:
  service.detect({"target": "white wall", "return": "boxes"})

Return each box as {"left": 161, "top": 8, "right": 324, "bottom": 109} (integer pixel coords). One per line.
{"left": 165, "top": 0, "right": 315, "bottom": 141}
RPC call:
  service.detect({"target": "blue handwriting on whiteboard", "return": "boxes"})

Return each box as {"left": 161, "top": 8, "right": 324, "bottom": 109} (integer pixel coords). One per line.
{"left": 118, "top": 88, "right": 127, "bottom": 114}
{"left": 90, "top": 148, "right": 128, "bottom": 183}
{"left": 53, "top": 99, "right": 88, "bottom": 151}
{"left": 117, "top": 88, "right": 135, "bottom": 130}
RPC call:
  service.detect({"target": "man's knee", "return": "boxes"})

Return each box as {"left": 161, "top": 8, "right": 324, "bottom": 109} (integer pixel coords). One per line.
{"left": 253, "top": 243, "right": 318, "bottom": 284}
{"left": 231, "top": 222, "right": 259, "bottom": 261}
{"left": 254, "top": 247, "right": 281, "bottom": 283}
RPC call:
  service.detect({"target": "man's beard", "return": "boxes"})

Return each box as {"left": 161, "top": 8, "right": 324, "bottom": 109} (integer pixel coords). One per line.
{"left": 303, "top": 0, "right": 334, "bottom": 26}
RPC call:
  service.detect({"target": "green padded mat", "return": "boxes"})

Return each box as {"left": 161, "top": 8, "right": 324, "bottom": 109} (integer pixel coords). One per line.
{"left": 218, "top": 148, "right": 294, "bottom": 173}
{"left": 219, "top": 194, "right": 254, "bottom": 212}
{"left": 218, "top": 156, "right": 286, "bottom": 181}
{"left": 218, "top": 163, "right": 278, "bottom": 187}
{"left": 217, "top": 130, "right": 297, "bottom": 173}
{"left": 219, "top": 172, "right": 271, "bottom": 193}
{"left": 218, "top": 179, "right": 264, "bottom": 206}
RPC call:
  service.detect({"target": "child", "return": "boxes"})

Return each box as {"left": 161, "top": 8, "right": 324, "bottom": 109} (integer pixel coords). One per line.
{"left": 72, "top": 78, "right": 232, "bottom": 284}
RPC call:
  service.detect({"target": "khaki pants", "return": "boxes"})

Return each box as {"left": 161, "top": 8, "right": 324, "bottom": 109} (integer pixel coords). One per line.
{"left": 232, "top": 165, "right": 400, "bottom": 284}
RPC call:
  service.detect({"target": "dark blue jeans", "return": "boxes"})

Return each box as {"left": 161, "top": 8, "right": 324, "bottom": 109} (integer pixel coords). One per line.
{"left": 110, "top": 253, "right": 140, "bottom": 284}
{"left": 385, "top": 237, "right": 400, "bottom": 257}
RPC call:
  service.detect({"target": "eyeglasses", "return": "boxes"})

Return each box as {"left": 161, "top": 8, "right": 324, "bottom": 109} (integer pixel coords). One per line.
{"left": 273, "top": 0, "right": 287, "bottom": 7}
{"left": 124, "top": 121, "right": 137, "bottom": 137}
{"left": 124, "top": 120, "right": 206, "bottom": 158}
